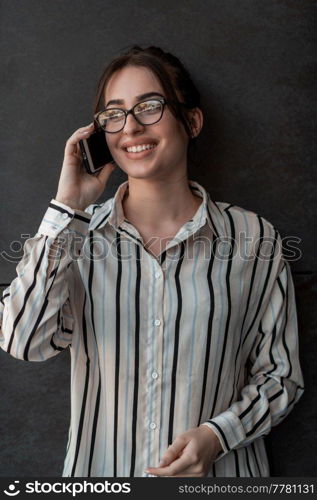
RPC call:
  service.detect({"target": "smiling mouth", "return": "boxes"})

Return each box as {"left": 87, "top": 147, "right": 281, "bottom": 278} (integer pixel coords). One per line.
{"left": 124, "top": 143, "right": 158, "bottom": 154}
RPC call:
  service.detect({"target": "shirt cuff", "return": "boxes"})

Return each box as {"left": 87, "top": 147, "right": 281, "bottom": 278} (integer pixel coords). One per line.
{"left": 37, "top": 199, "right": 92, "bottom": 238}
{"left": 201, "top": 410, "right": 245, "bottom": 462}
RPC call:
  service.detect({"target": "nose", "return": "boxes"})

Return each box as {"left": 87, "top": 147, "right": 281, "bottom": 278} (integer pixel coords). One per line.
{"left": 122, "top": 111, "right": 144, "bottom": 134}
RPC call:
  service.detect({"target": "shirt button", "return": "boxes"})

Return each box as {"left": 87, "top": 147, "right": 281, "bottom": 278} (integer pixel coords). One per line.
{"left": 151, "top": 371, "right": 158, "bottom": 379}
{"left": 154, "top": 319, "right": 161, "bottom": 326}
{"left": 155, "top": 271, "right": 160, "bottom": 279}
{"left": 62, "top": 212, "right": 68, "bottom": 219}
{"left": 149, "top": 422, "right": 157, "bottom": 430}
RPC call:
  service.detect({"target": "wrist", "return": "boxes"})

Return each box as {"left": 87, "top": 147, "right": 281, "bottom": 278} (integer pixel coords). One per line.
{"left": 55, "top": 196, "right": 85, "bottom": 212}
{"left": 199, "top": 424, "right": 223, "bottom": 455}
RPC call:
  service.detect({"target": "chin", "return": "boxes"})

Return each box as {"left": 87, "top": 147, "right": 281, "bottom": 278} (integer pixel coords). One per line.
{"left": 123, "top": 163, "right": 161, "bottom": 177}
{"left": 127, "top": 171, "right": 158, "bottom": 180}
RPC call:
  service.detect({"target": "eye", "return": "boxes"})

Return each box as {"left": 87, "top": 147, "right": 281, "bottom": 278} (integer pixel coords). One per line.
{"left": 102, "top": 109, "right": 125, "bottom": 121}
{"left": 135, "top": 100, "right": 162, "bottom": 114}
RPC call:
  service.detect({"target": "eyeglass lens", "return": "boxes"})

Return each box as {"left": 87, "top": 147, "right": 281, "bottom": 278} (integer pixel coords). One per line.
{"left": 97, "top": 99, "right": 163, "bottom": 132}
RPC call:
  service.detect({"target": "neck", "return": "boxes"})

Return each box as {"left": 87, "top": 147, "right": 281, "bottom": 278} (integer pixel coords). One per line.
{"left": 122, "top": 174, "right": 202, "bottom": 229}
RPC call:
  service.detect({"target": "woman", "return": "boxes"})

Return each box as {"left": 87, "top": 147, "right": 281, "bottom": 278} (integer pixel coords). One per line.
{"left": 0, "top": 45, "right": 304, "bottom": 477}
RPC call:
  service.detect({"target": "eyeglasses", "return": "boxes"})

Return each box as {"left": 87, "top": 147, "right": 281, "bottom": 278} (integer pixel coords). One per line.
{"left": 94, "top": 97, "right": 171, "bottom": 133}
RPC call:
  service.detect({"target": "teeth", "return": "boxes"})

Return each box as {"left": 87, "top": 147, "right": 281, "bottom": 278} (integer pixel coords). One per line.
{"left": 126, "top": 143, "right": 157, "bottom": 153}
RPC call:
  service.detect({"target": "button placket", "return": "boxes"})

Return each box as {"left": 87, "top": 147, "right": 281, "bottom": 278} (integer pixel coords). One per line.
{"left": 155, "top": 263, "right": 164, "bottom": 464}
{"left": 144, "top": 262, "right": 164, "bottom": 468}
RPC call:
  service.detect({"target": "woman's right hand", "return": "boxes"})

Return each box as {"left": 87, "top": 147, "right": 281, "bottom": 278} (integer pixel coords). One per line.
{"left": 55, "top": 123, "right": 116, "bottom": 211}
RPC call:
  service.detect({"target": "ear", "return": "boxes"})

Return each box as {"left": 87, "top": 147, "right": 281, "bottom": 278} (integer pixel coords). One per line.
{"left": 188, "top": 107, "right": 204, "bottom": 138}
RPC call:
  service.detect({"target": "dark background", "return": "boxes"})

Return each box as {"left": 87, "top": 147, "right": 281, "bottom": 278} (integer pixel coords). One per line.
{"left": 0, "top": 0, "right": 316, "bottom": 476}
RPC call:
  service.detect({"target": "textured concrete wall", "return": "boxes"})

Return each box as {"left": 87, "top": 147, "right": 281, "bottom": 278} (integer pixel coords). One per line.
{"left": 0, "top": 0, "right": 316, "bottom": 476}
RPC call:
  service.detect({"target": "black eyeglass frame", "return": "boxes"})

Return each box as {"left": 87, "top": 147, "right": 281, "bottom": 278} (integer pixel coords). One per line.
{"left": 94, "top": 97, "right": 188, "bottom": 133}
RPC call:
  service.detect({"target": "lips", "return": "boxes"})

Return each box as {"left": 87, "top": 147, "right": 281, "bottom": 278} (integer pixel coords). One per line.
{"left": 122, "top": 143, "right": 158, "bottom": 159}
{"left": 126, "top": 144, "right": 157, "bottom": 153}
{"left": 121, "top": 139, "right": 159, "bottom": 150}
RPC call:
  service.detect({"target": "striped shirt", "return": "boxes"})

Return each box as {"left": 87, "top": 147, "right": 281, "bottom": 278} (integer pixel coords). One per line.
{"left": 0, "top": 179, "right": 304, "bottom": 477}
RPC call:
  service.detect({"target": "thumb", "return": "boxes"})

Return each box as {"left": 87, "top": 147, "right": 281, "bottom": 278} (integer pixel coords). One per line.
{"left": 158, "top": 440, "right": 186, "bottom": 467}
{"left": 96, "top": 161, "right": 117, "bottom": 184}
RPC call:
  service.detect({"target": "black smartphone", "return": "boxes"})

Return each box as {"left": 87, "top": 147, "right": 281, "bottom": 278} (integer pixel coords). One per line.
{"left": 79, "top": 127, "right": 114, "bottom": 174}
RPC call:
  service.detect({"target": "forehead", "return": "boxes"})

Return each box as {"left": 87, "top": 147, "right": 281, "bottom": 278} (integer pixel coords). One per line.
{"left": 104, "top": 65, "right": 164, "bottom": 104}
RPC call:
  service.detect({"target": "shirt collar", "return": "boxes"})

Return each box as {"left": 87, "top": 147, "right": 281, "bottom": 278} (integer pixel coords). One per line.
{"left": 89, "top": 179, "right": 225, "bottom": 239}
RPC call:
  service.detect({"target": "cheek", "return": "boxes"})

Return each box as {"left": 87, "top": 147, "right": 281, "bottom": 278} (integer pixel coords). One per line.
{"left": 166, "top": 129, "right": 188, "bottom": 153}
{"left": 106, "top": 135, "right": 115, "bottom": 150}
{"left": 107, "top": 139, "right": 122, "bottom": 160}
{"left": 165, "top": 117, "right": 188, "bottom": 144}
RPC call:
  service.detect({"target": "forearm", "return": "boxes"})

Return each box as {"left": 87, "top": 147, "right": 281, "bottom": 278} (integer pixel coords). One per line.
{"left": 0, "top": 200, "right": 92, "bottom": 361}
{"left": 202, "top": 261, "right": 304, "bottom": 461}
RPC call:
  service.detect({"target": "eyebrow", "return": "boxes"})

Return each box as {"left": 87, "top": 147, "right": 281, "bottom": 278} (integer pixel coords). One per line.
{"left": 105, "top": 91, "right": 164, "bottom": 107}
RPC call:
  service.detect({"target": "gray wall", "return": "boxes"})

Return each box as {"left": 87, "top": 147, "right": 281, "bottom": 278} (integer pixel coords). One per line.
{"left": 1, "top": 0, "right": 316, "bottom": 476}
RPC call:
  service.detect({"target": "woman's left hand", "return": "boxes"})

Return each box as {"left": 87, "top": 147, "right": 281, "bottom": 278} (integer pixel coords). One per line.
{"left": 145, "top": 425, "right": 223, "bottom": 477}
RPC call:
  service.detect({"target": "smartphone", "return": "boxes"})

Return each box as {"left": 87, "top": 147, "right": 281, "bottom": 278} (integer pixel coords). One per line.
{"left": 79, "top": 127, "right": 114, "bottom": 174}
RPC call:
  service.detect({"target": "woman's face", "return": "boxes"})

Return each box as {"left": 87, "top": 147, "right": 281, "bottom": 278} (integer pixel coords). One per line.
{"left": 103, "top": 65, "right": 196, "bottom": 181}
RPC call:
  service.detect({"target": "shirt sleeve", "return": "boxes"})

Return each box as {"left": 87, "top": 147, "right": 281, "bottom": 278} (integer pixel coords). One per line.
{"left": 201, "top": 231, "right": 305, "bottom": 462}
{"left": 0, "top": 199, "right": 92, "bottom": 362}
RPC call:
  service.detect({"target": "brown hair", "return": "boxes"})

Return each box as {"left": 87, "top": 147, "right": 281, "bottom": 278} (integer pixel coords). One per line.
{"left": 93, "top": 44, "right": 202, "bottom": 166}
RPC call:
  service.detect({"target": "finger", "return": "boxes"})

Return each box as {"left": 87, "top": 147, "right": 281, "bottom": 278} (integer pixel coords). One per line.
{"left": 169, "top": 472, "right": 200, "bottom": 477}
{"left": 64, "top": 123, "right": 94, "bottom": 156}
{"left": 72, "top": 142, "right": 81, "bottom": 159}
{"left": 94, "top": 161, "right": 116, "bottom": 182}
{"left": 158, "top": 437, "right": 187, "bottom": 467}
{"left": 165, "top": 466, "right": 200, "bottom": 477}
{"left": 146, "top": 452, "right": 192, "bottom": 477}
{"left": 167, "top": 462, "right": 204, "bottom": 477}
{"left": 68, "top": 123, "right": 94, "bottom": 146}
